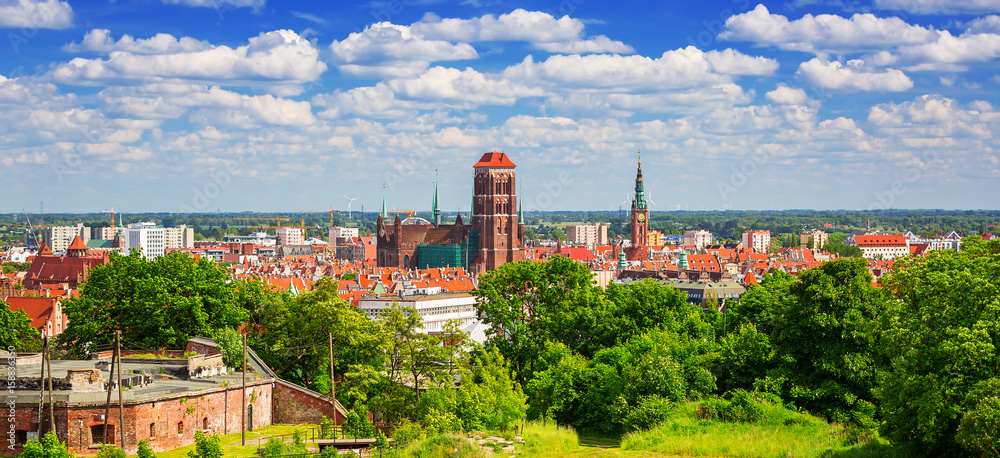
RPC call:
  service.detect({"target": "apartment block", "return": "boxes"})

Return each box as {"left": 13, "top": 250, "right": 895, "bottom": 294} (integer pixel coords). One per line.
{"left": 683, "top": 230, "right": 713, "bottom": 250}
{"left": 44, "top": 224, "right": 91, "bottom": 252}
{"left": 741, "top": 230, "right": 771, "bottom": 254}
{"left": 566, "top": 223, "right": 607, "bottom": 246}
{"left": 276, "top": 227, "right": 304, "bottom": 246}
{"left": 800, "top": 229, "right": 829, "bottom": 249}
{"left": 329, "top": 226, "right": 359, "bottom": 244}
{"left": 125, "top": 222, "right": 165, "bottom": 260}
{"left": 164, "top": 225, "right": 195, "bottom": 249}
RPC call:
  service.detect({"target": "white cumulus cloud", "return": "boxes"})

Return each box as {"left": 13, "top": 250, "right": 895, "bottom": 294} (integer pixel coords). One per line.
{"left": 0, "top": 0, "right": 72, "bottom": 29}
{"left": 720, "top": 4, "right": 936, "bottom": 53}
{"left": 766, "top": 85, "right": 810, "bottom": 105}
{"left": 329, "top": 22, "right": 477, "bottom": 78}
{"left": 412, "top": 9, "right": 633, "bottom": 54}
{"left": 64, "top": 29, "right": 212, "bottom": 54}
{"left": 50, "top": 30, "right": 326, "bottom": 94}
{"left": 798, "top": 58, "right": 913, "bottom": 91}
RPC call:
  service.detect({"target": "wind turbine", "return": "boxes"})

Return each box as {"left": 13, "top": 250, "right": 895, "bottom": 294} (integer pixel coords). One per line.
{"left": 344, "top": 194, "right": 359, "bottom": 219}
{"left": 647, "top": 191, "right": 659, "bottom": 208}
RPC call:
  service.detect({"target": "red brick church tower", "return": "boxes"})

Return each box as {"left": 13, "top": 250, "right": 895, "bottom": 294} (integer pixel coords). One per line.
{"left": 626, "top": 152, "right": 649, "bottom": 261}
{"left": 471, "top": 152, "right": 525, "bottom": 272}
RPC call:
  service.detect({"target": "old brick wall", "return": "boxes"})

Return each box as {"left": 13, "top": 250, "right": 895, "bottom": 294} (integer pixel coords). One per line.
{"left": 3, "top": 381, "right": 272, "bottom": 457}
{"left": 272, "top": 380, "right": 344, "bottom": 425}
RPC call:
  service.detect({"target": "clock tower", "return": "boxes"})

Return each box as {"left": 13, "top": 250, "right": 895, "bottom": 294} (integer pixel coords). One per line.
{"left": 627, "top": 152, "right": 649, "bottom": 261}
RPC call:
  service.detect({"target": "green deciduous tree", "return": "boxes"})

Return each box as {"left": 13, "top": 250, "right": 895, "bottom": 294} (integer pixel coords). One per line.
{"left": 0, "top": 304, "right": 40, "bottom": 349}
{"left": 19, "top": 432, "right": 73, "bottom": 458}
{"left": 878, "top": 244, "right": 1000, "bottom": 456}
{"left": 61, "top": 251, "right": 251, "bottom": 354}
{"left": 474, "top": 256, "right": 597, "bottom": 384}
{"left": 253, "top": 278, "right": 386, "bottom": 400}
{"left": 769, "top": 258, "right": 889, "bottom": 430}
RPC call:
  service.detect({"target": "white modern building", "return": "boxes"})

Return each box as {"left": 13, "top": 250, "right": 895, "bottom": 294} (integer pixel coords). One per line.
{"left": 904, "top": 231, "right": 963, "bottom": 251}
{"left": 164, "top": 225, "right": 195, "bottom": 249}
{"left": 44, "top": 223, "right": 91, "bottom": 252}
{"left": 683, "top": 230, "right": 713, "bottom": 250}
{"left": 359, "top": 291, "right": 482, "bottom": 336}
{"left": 125, "top": 222, "right": 165, "bottom": 260}
{"left": 329, "top": 226, "right": 360, "bottom": 244}
{"left": 276, "top": 227, "right": 304, "bottom": 246}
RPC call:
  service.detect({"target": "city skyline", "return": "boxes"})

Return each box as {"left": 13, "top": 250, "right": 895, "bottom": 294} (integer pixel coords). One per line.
{"left": 2, "top": 0, "right": 1000, "bottom": 212}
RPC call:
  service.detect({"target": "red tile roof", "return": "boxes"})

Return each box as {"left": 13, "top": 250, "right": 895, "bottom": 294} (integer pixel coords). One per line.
{"left": 67, "top": 236, "right": 89, "bottom": 251}
{"left": 473, "top": 152, "right": 516, "bottom": 168}
{"left": 855, "top": 234, "right": 908, "bottom": 247}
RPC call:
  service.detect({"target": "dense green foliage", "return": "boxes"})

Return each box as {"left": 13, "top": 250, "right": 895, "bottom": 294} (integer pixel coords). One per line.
{"left": 60, "top": 251, "right": 256, "bottom": 353}
{"left": 878, "top": 237, "right": 1000, "bottom": 456}
{"left": 476, "top": 247, "right": 1000, "bottom": 455}
{"left": 0, "top": 304, "right": 41, "bottom": 349}
{"left": 19, "top": 432, "right": 73, "bottom": 458}
{"left": 93, "top": 445, "right": 126, "bottom": 458}
{"left": 187, "top": 431, "right": 222, "bottom": 458}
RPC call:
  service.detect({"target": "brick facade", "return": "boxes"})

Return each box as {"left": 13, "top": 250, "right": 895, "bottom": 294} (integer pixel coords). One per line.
{"left": 272, "top": 380, "right": 345, "bottom": 425}
{"left": 4, "top": 381, "right": 272, "bottom": 456}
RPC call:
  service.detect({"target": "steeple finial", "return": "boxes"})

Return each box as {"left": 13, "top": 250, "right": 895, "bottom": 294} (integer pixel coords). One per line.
{"left": 432, "top": 172, "right": 441, "bottom": 228}
{"left": 381, "top": 183, "right": 388, "bottom": 220}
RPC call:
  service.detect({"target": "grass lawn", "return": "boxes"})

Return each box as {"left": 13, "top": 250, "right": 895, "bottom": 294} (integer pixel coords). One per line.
{"left": 156, "top": 424, "right": 320, "bottom": 458}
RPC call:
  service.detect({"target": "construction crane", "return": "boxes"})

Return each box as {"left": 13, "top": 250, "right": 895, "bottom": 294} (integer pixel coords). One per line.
{"left": 101, "top": 208, "right": 116, "bottom": 227}
{"left": 295, "top": 207, "right": 343, "bottom": 228}
{"left": 388, "top": 209, "right": 416, "bottom": 221}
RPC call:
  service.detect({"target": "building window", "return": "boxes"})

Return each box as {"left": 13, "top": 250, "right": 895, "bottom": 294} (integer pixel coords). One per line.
{"left": 91, "top": 425, "right": 113, "bottom": 444}
{"left": 150, "top": 423, "right": 156, "bottom": 438}
{"left": 203, "top": 417, "right": 209, "bottom": 430}
{"left": 178, "top": 422, "right": 184, "bottom": 434}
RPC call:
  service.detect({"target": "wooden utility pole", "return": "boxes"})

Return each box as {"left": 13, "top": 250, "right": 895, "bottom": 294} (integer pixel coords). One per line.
{"left": 117, "top": 331, "right": 124, "bottom": 449}
{"left": 241, "top": 333, "right": 246, "bottom": 446}
{"left": 329, "top": 332, "right": 336, "bottom": 416}
{"left": 36, "top": 335, "right": 45, "bottom": 437}
{"left": 46, "top": 338, "right": 54, "bottom": 433}
{"left": 102, "top": 340, "right": 116, "bottom": 444}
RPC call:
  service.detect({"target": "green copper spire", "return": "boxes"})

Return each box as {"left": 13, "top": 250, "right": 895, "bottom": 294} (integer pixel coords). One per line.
{"left": 432, "top": 178, "right": 441, "bottom": 228}
{"left": 678, "top": 249, "right": 689, "bottom": 270}
{"left": 518, "top": 199, "right": 524, "bottom": 222}
{"left": 617, "top": 249, "right": 627, "bottom": 270}
{"left": 633, "top": 150, "right": 647, "bottom": 209}
{"left": 381, "top": 194, "right": 387, "bottom": 220}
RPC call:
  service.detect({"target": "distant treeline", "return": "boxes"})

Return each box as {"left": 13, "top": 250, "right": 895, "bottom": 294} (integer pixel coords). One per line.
{"left": 1, "top": 209, "right": 997, "bottom": 244}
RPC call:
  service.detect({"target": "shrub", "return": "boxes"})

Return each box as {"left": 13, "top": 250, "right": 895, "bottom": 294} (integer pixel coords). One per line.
{"left": 623, "top": 395, "right": 675, "bottom": 431}
{"left": 19, "top": 432, "right": 73, "bottom": 458}
{"left": 391, "top": 418, "right": 426, "bottom": 445}
{"left": 137, "top": 440, "right": 156, "bottom": 458}
{"left": 187, "top": 431, "right": 222, "bottom": 458}
{"left": 695, "top": 390, "right": 765, "bottom": 423}
{"left": 95, "top": 444, "right": 126, "bottom": 458}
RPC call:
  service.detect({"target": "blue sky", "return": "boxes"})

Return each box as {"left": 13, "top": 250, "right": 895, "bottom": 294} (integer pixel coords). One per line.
{"left": 1, "top": 0, "right": 999, "bottom": 213}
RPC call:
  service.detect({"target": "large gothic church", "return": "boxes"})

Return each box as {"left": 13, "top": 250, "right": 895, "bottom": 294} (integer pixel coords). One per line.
{"left": 376, "top": 152, "right": 525, "bottom": 273}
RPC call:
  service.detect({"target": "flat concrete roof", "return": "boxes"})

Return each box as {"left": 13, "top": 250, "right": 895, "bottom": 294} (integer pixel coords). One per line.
{"left": 7, "top": 358, "right": 272, "bottom": 406}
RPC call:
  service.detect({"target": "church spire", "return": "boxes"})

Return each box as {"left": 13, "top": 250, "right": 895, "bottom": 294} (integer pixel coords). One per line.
{"left": 633, "top": 151, "right": 646, "bottom": 209}
{"left": 432, "top": 172, "right": 441, "bottom": 228}
{"left": 381, "top": 193, "right": 387, "bottom": 220}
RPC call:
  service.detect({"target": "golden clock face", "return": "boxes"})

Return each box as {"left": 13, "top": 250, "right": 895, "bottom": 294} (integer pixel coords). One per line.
{"left": 637, "top": 213, "right": 646, "bottom": 222}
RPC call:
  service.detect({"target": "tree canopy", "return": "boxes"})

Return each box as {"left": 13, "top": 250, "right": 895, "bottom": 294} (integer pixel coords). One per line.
{"left": 61, "top": 251, "right": 254, "bottom": 354}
